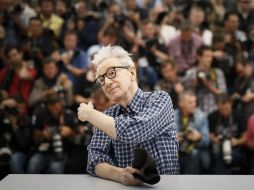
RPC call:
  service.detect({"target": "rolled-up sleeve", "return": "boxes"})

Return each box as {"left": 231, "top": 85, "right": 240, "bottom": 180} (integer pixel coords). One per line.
{"left": 114, "top": 91, "right": 175, "bottom": 144}
{"left": 87, "top": 129, "right": 114, "bottom": 176}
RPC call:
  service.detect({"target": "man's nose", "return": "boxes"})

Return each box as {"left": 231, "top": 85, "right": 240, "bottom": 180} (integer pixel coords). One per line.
{"left": 104, "top": 76, "right": 113, "bottom": 86}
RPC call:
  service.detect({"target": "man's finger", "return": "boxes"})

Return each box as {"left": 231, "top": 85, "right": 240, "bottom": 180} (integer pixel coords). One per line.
{"left": 125, "top": 167, "right": 138, "bottom": 174}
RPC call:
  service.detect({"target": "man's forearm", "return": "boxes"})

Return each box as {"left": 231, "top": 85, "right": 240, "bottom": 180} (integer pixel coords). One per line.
{"left": 95, "top": 163, "right": 123, "bottom": 183}
{"left": 206, "top": 82, "right": 221, "bottom": 95}
{"left": 87, "top": 109, "right": 117, "bottom": 139}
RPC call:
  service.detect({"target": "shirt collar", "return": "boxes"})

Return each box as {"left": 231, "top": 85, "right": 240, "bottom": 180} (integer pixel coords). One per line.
{"left": 116, "top": 88, "right": 144, "bottom": 115}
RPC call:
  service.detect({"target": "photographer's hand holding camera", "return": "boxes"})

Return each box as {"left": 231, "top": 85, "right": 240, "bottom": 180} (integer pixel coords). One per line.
{"left": 195, "top": 68, "right": 221, "bottom": 95}
{"left": 1, "top": 98, "right": 19, "bottom": 131}
{"left": 177, "top": 127, "right": 201, "bottom": 143}
{"left": 51, "top": 50, "right": 73, "bottom": 68}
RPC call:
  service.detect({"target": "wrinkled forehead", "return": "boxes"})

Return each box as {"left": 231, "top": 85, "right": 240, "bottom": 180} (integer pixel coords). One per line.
{"left": 96, "top": 58, "right": 124, "bottom": 77}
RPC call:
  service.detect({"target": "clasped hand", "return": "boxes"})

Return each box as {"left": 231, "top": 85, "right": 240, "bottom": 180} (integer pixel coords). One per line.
{"left": 77, "top": 101, "right": 94, "bottom": 122}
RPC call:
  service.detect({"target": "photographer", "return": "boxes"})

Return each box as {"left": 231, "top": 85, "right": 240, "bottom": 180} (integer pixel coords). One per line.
{"left": 0, "top": 45, "right": 37, "bottom": 104}
{"left": 39, "top": 0, "right": 63, "bottom": 38}
{"left": 0, "top": 0, "right": 32, "bottom": 46}
{"left": 9, "top": 0, "right": 36, "bottom": 28}
{"left": 185, "top": 45, "right": 227, "bottom": 114}
{"left": 244, "top": 25, "right": 254, "bottom": 63}
{"left": 51, "top": 31, "right": 89, "bottom": 85}
{"left": 132, "top": 20, "right": 169, "bottom": 74}
{"left": 212, "top": 32, "right": 235, "bottom": 93}
{"left": 27, "top": 92, "right": 78, "bottom": 174}
{"left": 168, "top": 21, "right": 203, "bottom": 75}
{"left": 155, "top": 58, "right": 185, "bottom": 109}
{"left": 208, "top": 94, "right": 246, "bottom": 174}
{"left": 231, "top": 57, "right": 252, "bottom": 114}
{"left": 22, "top": 17, "right": 57, "bottom": 73}
{"left": 73, "top": 64, "right": 97, "bottom": 109}
{"left": 97, "top": 2, "right": 137, "bottom": 52}
{"left": 0, "top": 96, "right": 32, "bottom": 174}
{"left": 28, "top": 58, "right": 73, "bottom": 109}
{"left": 175, "top": 90, "right": 210, "bottom": 174}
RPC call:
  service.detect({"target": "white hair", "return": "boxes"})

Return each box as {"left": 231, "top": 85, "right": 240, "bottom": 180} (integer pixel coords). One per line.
{"left": 91, "top": 45, "right": 134, "bottom": 69}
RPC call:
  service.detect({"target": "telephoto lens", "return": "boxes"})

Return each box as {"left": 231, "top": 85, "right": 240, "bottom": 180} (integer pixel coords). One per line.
{"left": 222, "top": 139, "right": 232, "bottom": 164}
{"left": 51, "top": 127, "right": 64, "bottom": 161}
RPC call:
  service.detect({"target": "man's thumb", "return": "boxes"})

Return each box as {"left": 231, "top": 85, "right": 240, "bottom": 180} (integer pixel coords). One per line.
{"left": 88, "top": 101, "right": 94, "bottom": 108}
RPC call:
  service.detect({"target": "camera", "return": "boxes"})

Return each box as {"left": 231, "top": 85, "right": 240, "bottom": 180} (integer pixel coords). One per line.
{"left": 220, "top": 128, "right": 233, "bottom": 164}
{"left": 0, "top": 147, "right": 12, "bottom": 166}
{"left": 4, "top": 106, "right": 19, "bottom": 115}
{"left": 53, "top": 85, "right": 66, "bottom": 105}
{"left": 0, "top": 135, "right": 12, "bottom": 166}
{"left": 145, "top": 38, "right": 158, "bottom": 50}
{"left": 31, "top": 47, "right": 41, "bottom": 55}
{"left": 49, "top": 126, "right": 64, "bottom": 161}
{"left": 53, "top": 85, "right": 66, "bottom": 95}
{"left": 197, "top": 71, "right": 206, "bottom": 80}
{"left": 8, "top": 3, "right": 23, "bottom": 15}
{"left": 114, "top": 13, "right": 126, "bottom": 26}
{"left": 196, "top": 71, "right": 208, "bottom": 88}
{"left": 213, "top": 126, "right": 234, "bottom": 164}
{"left": 179, "top": 125, "right": 196, "bottom": 154}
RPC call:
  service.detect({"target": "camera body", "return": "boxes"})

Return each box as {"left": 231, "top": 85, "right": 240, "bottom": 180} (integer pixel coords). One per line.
{"left": 114, "top": 13, "right": 126, "bottom": 26}
{"left": 196, "top": 70, "right": 212, "bottom": 89}
{"left": 180, "top": 125, "right": 195, "bottom": 154}
{"left": 8, "top": 3, "right": 23, "bottom": 15}
{"left": 197, "top": 71, "right": 206, "bottom": 80}
{"left": 145, "top": 38, "right": 158, "bottom": 50}
{"left": 4, "top": 106, "right": 19, "bottom": 115}
{"left": 53, "top": 85, "right": 66, "bottom": 95}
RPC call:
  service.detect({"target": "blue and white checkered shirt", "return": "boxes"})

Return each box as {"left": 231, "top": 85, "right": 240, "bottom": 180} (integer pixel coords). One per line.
{"left": 87, "top": 88, "right": 180, "bottom": 175}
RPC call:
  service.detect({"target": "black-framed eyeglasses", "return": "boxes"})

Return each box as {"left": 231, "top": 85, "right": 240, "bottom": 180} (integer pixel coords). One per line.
{"left": 95, "top": 66, "right": 130, "bottom": 86}
{"left": 241, "top": 0, "right": 251, "bottom": 3}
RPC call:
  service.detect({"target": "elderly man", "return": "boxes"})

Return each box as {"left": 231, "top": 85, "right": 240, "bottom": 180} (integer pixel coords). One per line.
{"left": 77, "top": 45, "right": 179, "bottom": 185}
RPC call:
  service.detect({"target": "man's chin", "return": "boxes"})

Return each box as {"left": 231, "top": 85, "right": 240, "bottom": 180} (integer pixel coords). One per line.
{"left": 108, "top": 94, "right": 122, "bottom": 104}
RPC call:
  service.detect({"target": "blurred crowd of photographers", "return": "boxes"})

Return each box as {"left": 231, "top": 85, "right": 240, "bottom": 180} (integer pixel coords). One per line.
{"left": 1, "top": 0, "right": 254, "bottom": 178}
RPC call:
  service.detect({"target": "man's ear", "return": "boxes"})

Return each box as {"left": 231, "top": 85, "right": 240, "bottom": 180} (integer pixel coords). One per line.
{"left": 130, "top": 66, "right": 137, "bottom": 81}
